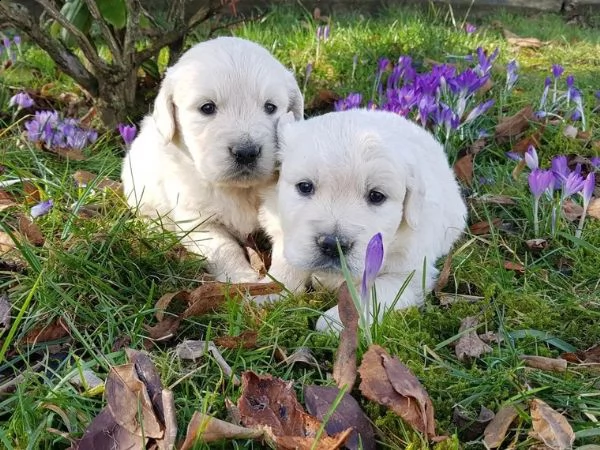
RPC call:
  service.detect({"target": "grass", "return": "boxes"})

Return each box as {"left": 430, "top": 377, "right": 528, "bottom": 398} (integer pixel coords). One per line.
{"left": 1, "top": 4, "right": 600, "bottom": 449}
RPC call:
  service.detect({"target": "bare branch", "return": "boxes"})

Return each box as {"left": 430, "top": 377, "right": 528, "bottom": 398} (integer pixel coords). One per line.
{"left": 33, "top": 0, "right": 110, "bottom": 73}
{"left": 81, "top": 0, "right": 122, "bottom": 60}
{"left": 0, "top": 2, "right": 98, "bottom": 95}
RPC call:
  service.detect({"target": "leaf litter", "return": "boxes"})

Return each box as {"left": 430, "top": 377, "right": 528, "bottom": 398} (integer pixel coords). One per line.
{"left": 529, "top": 398, "right": 575, "bottom": 450}
{"left": 332, "top": 283, "right": 359, "bottom": 390}
{"left": 455, "top": 316, "right": 493, "bottom": 362}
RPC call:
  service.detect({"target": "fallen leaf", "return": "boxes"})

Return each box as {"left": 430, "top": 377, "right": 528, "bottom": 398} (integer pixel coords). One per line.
{"left": 154, "top": 290, "right": 189, "bottom": 321}
{"left": 479, "top": 331, "right": 504, "bottom": 345}
{"left": 126, "top": 349, "right": 165, "bottom": 424}
{"left": 495, "top": 105, "right": 535, "bottom": 141}
{"left": 0, "top": 293, "right": 10, "bottom": 332}
{"left": 105, "top": 364, "right": 163, "bottom": 438}
{"left": 525, "top": 239, "right": 549, "bottom": 253}
{"left": 483, "top": 405, "right": 519, "bottom": 449}
{"left": 0, "top": 189, "right": 17, "bottom": 211}
{"left": 158, "top": 389, "right": 177, "bottom": 450}
{"left": 454, "top": 154, "right": 474, "bottom": 185}
{"left": 563, "top": 125, "right": 578, "bottom": 139}
{"left": 75, "top": 408, "right": 146, "bottom": 450}
{"left": 512, "top": 158, "right": 527, "bottom": 181}
{"left": 520, "top": 355, "right": 567, "bottom": 372}
{"left": 472, "top": 194, "right": 516, "bottom": 206}
{"left": 504, "top": 261, "right": 525, "bottom": 274}
{"left": 22, "top": 181, "right": 41, "bottom": 205}
{"left": 562, "top": 199, "right": 583, "bottom": 221}
{"left": 238, "top": 371, "right": 351, "bottom": 449}
{"left": 470, "top": 218, "right": 502, "bottom": 235}
{"left": 179, "top": 412, "right": 263, "bottom": 449}
{"left": 175, "top": 340, "right": 239, "bottom": 384}
{"left": 54, "top": 148, "right": 86, "bottom": 161}
{"left": 561, "top": 344, "right": 600, "bottom": 364}
{"left": 512, "top": 125, "right": 546, "bottom": 154}
{"left": 282, "top": 346, "right": 321, "bottom": 369}
{"left": 333, "top": 283, "right": 359, "bottom": 390}
{"left": 72, "top": 170, "right": 122, "bottom": 192}
{"left": 358, "top": 345, "right": 437, "bottom": 439}
{"left": 304, "top": 385, "right": 376, "bottom": 450}
{"left": 469, "top": 138, "right": 488, "bottom": 156}
{"left": 438, "top": 293, "right": 485, "bottom": 306}
{"left": 503, "top": 29, "right": 544, "bottom": 48}
{"left": 529, "top": 398, "right": 574, "bottom": 450}
{"left": 455, "top": 316, "right": 493, "bottom": 362}
{"left": 69, "top": 369, "right": 104, "bottom": 391}
{"left": 453, "top": 405, "right": 495, "bottom": 441}
{"left": 145, "top": 316, "right": 181, "bottom": 341}
{"left": 23, "top": 317, "right": 70, "bottom": 344}
{"left": 214, "top": 330, "right": 258, "bottom": 349}
{"left": 434, "top": 252, "right": 453, "bottom": 294}
{"left": 18, "top": 215, "right": 45, "bottom": 246}
{"left": 587, "top": 198, "right": 600, "bottom": 220}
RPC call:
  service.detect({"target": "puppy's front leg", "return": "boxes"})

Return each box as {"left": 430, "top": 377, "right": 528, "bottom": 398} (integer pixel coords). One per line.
{"left": 183, "top": 224, "right": 260, "bottom": 283}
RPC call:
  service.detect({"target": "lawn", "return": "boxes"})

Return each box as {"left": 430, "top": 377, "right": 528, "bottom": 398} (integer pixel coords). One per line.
{"left": 1, "top": 4, "right": 600, "bottom": 449}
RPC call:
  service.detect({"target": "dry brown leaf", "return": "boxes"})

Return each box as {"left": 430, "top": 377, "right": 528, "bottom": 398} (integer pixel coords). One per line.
{"left": 483, "top": 405, "right": 519, "bottom": 449}
{"left": 512, "top": 159, "right": 527, "bottom": 181}
{"left": 472, "top": 195, "right": 516, "bottom": 206}
{"left": 563, "top": 125, "right": 578, "bottom": 139}
{"left": 154, "top": 290, "right": 189, "bottom": 321}
{"left": 453, "top": 406, "right": 495, "bottom": 441}
{"left": 434, "top": 253, "right": 453, "bottom": 294}
{"left": 529, "top": 398, "right": 574, "bottom": 450}
{"left": 126, "top": 349, "right": 165, "bottom": 423}
{"left": 454, "top": 154, "right": 474, "bottom": 185}
{"left": 0, "top": 189, "right": 17, "bottom": 211}
{"left": 333, "top": 283, "right": 359, "bottom": 390}
{"left": 562, "top": 199, "right": 583, "bottom": 221}
{"left": 237, "top": 372, "right": 351, "bottom": 449}
{"left": 438, "top": 294, "right": 485, "bottom": 306}
{"left": 587, "top": 198, "right": 600, "bottom": 220}
{"left": 72, "top": 170, "right": 122, "bottom": 192}
{"left": 561, "top": 344, "right": 600, "bottom": 364}
{"left": 358, "top": 345, "right": 437, "bottom": 439}
{"left": 23, "top": 317, "right": 70, "bottom": 344}
{"left": 158, "top": 389, "right": 177, "bottom": 450}
{"left": 214, "top": 330, "right": 258, "bottom": 349}
{"left": 304, "top": 385, "right": 376, "bottom": 450}
{"left": 520, "top": 355, "right": 567, "bottom": 372}
{"left": 22, "top": 182, "right": 41, "bottom": 205}
{"left": 145, "top": 316, "right": 182, "bottom": 341}
{"left": 503, "top": 29, "right": 544, "bottom": 48}
{"left": 179, "top": 412, "right": 263, "bottom": 449}
{"left": 525, "top": 239, "right": 549, "bottom": 253}
{"left": 455, "top": 316, "right": 493, "bottom": 362}
{"left": 0, "top": 293, "right": 11, "bottom": 332}
{"left": 18, "top": 215, "right": 45, "bottom": 246}
{"left": 495, "top": 105, "right": 535, "bottom": 141}
{"left": 470, "top": 218, "right": 501, "bottom": 236}
{"left": 75, "top": 408, "right": 146, "bottom": 450}
{"left": 54, "top": 148, "right": 86, "bottom": 160}
{"left": 105, "top": 364, "right": 163, "bottom": 438}
{"left": 512, "top": 126, "right": 546, "bottom": 154}
{"left": 504, "top": 261, "right": 525, "bottom": 274}
{"left": 281, "top": 347, "right": 321, "bottom": 369}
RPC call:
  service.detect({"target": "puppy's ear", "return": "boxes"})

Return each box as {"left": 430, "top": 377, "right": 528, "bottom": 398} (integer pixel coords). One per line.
{"left": 403, "top": 167, "right": 426, "bottom": 230}
{"left": 285, "top": 71, "right": 304, "bottom": 121}
{"left": 153, "top": 78, "right": 177, "bottom": 142}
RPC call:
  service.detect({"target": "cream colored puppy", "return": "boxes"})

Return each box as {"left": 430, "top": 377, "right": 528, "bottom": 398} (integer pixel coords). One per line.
{"left": 122, "top": 37, "right": 303, "bottom": 282}
{"left": 260, "top": 109, "right": 466, "bottom": 331}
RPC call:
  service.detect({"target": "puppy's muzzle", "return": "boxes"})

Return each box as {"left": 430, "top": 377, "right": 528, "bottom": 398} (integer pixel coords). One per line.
{"left": 316, "top": 234, "right": 354, "bottom": 260}
{"left": 229, "top": 143, "right": 262, "bottom": 166}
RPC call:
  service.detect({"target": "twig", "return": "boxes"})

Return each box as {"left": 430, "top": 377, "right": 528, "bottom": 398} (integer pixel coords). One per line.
{"left": 81, "top": 0, "right": 122, "bottom": 60}
{"left": 33, "top": 0, "right": 109, "bottom": 72}
{"left": 0, "top": 360, "right": 44, "bottom": 393}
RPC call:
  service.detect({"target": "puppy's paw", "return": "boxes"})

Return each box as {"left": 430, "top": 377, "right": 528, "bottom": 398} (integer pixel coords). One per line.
{"left": 315, "top": 305, "right": 343, "bottom": 334}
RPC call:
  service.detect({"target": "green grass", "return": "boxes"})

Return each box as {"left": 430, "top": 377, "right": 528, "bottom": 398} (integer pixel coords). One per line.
{"left": 1, "top": 4, "right": 600, "bottom": 449}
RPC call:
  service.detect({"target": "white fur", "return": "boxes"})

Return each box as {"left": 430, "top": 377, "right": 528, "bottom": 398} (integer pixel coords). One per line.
{"left": 122, "top": 37, "right": 303, "bottom": 282}
{"left": 259, "top": 109, "right": 467, "bottom": 331}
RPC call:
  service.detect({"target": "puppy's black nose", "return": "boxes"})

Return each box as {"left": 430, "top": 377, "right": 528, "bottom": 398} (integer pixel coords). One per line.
{"left": 230, "top": 143, "right": 261, "bottom": 165}
{"left": 316, "top": 234, "right": 353, "bottom": 259}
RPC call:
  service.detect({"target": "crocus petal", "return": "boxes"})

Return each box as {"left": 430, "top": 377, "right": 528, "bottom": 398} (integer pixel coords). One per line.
{"left": 524, "top": 145, "right": 539, "bottom": 170}
{"left": 528, "top": 169, "right": 554, "bottom": 199}
{"left": 31, "top": 200, "right": 53, "bottom": 218}
{"left": 591, "top": 156, "right": 600, "bottom": 169}
{"left": 562, "top": 171, "right": 585, "bottom": 198}
{"left": 360, "top": 233, "right": 384, "bottom": 301}
{"left": 118, "top": 124, "right": 137, "bottom": 146}
{"left": 581, "top": 172, "right": 595, "bottom": 208}
{"left": 551, "top": 64, "right": 564, "bottom": 79}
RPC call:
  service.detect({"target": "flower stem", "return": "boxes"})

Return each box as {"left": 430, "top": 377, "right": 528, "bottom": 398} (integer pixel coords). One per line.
{"left": 576, "top": 210, "right": 587, "bottom": 238}
{"left": 533, "top": 197, "right": 540, "bottom": 236}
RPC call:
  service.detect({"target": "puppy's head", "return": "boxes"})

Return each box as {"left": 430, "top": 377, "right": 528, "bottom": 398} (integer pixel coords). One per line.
{"left": 276, "top": 109, "right": 426, "bottom": 277}
{"left": 153, "top": 37, "right": 303, "bottom": 187}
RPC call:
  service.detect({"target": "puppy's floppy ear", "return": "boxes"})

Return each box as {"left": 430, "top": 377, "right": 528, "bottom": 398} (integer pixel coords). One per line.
{"left": 152, "top": 78, "right": 177, "bottom": 142}
{"left": 403, "top": 166, "right": 426, "bottom": 230}
{"left": 285, "top": 71, "right": 304, "bottom": 121}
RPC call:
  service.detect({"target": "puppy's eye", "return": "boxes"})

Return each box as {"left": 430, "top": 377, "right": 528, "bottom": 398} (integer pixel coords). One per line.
{"left": 200, "top": 102, "right": 216, "bottom": 115}
{"left": 368, "top": 190, "right": 386, "bottom": 205}
{"left": 264, "top": 102, "right": 277, "bottom": 115}
{"left": 296, "top": 181, "right": 314, "bottom": 196}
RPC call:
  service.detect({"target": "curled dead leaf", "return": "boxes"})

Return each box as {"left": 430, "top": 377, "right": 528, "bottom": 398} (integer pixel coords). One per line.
{"left": 180, "top": 412, "right": 263, "bottom": 449}
{"left": 520, "top": 355, "right": 567, "bottom": 372}
{"left": 358, "top": 345, "right": 437, "bottom": 439}
{"left": 282, "top": 346, "right": 321, "bottom": 369}
{"left": 587, "top": 198, "right": 600, "bottom": 220}
{"left": 455, "top": 316, "right": 493, "bottom": 362}
{"left": 495, "top": 105, "right": 535, "bottom": 142}
{"left": 561, "top": 344, "right": 600, "bottom": 364}
{"left": 503, "top": 29, "right": 545, "bottom": 48}
{"left": 504, "top": 261, "right": 525, "bottom": 274}
{"left": 0, "top": 189, "right": 17, "bottom": 211}
{"left": 75, "top": 408, "right": 146, "bottom": 450}
{"left": 453, "top": 405, "right": 495, "bottom": 441}
{"left": 72, "top": 170, "right": 122, "bottom": 192}
{"left": 333, "top": 283, "right": 359, "bottom": 390}
{"left": 434, "top": 252, "right": 453, "bottom": 294}
{"left": 483, "top": 405, "right": 519, "bottom": 449}
{"left": 18, "top": 215, "right": 45, "bottom": 246}
{"left": 529, "top": 398, "right": 574, "bottom": 450}
{"left": 471, "top": 194, "right": 516, "bottom": 206}
{"left": 214, "top": 330, "right": 258, "bottom": 349}
{"left": 23, "top": 317, "right": 70, "bottom": 344}
{"left": 454, "top": 154, "right": 474, "bottom": 185}
{"left": 470, "top": 218, "right": 502, "bottom": 236}
{"left": 525, "top": 239, "right": 549, "bottom": 253}
{"left": 562, "top": 199, "right": 583, "bottom": 221}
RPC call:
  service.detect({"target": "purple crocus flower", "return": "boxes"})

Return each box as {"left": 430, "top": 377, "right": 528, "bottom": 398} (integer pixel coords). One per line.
{"left": 323, "top": 25, "right": 330, "bottom": 41}
{"left": 377, "top": 57, "right": 390, "bottom": 74}
{"left": 465, "top": 23, "right": 477, "bottom": 34}
{"left": 464, "top": 99, "right": 495, "bottom": 124}
{"left": 566, "top": 75, "right": 575, "bottom": 88}
{"left": 551, "top": 155, "right": 569, "bottom": 189}
{"left": 475, "top": 47, "right": 499, "bottom": 76}
{"left": 506, "top": 60, "right": 519, "bottom": 91}
{"left": 506, "top": 151, "right": 522, "bottom": 161}
{"left": 316, "top": 26, "right": 322, "bottom": 40}
{"left": 13, "top": 35, "right": 21, "bottom": 46}
{"left": 525, "top": 145, "right": 539, "bottom": 170}
{"left": 552, "top": 64, "right": 564, "bottom": 79}
{"left": 305, "top": 63, "right": 313, "bottom": 80}
{"left": 360, "top": 233, "right": 384, "bottom": 302}
{"left": 562, "top": 171, "right": 585, "bottom": 198}
{"left": 539, "top": 76, "right": 552, "bottom": 111}
{"left": 2, "top": 37, "right": 9, "bottom": 49}
{"left": 118, "top": 124, "right": 137, "bottom": 146}
{"left": 591, "top": 156, "right": 600, "bottom": 169}
{"left": 581, "top": 172, "right": 595, "bottom": 209}
{"left": 528, "top": 169, "right": 554, "bottom": 199}
{"left": 8, "top": 91, "right": 34, "bottom": 109}
{"left": 31, "top": 199, "right": 53, "bottom": 219}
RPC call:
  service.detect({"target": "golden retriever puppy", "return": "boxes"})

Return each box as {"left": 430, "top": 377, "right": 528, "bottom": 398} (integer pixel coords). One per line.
{"left": 122, "top": 37, "right": 303, "bottom": 282}
{"left": 259, "top": 109, "right": 466, "bottom": 331}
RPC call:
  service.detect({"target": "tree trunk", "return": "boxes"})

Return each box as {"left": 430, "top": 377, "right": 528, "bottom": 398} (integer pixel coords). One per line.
{"left": 96, "top": 69, "right": 140, "bottom": 128}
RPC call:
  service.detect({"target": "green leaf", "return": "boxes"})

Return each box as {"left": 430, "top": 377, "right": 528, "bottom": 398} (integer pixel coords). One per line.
{"left": 97, "top": 0, "right": 127, "bottom": 29}
{"left": 508, "top": 329, "right": 576, "bottom": 353}
{"left": 59, "top": 0, "right": 92, "bottom": 47}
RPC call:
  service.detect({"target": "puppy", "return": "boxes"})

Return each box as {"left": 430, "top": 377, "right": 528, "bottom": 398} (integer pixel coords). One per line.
{"left": 122, "top": 37, "right": 303, "bottom": 282}
{"left": 260, "top": 109, "right": 467, "bottom": 331}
